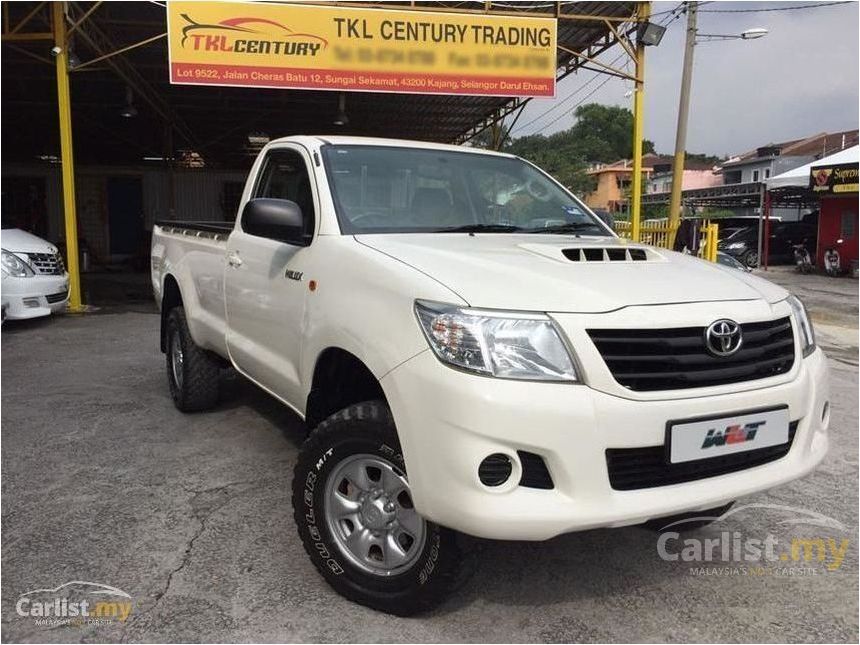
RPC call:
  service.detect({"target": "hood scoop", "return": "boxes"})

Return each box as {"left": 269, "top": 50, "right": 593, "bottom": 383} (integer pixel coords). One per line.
{"left": 561, "top": 247, "right": 663, "bottom": 263}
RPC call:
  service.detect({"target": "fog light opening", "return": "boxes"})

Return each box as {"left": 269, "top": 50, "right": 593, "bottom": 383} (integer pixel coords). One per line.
{"left": 478, "top": 453, "right": 513, "bottom": 487}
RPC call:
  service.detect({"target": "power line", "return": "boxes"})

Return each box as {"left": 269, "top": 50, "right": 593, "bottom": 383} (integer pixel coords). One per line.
{"left": 699, "top": 1, "right": 850, "bottom": 12}
{"left": 511, "top": 4, "right": 684, "bottom": 137}
{"left": 529, "top": 75, "right": 616, "bottom": 134}
{"left": 650, "top": 1, "right": 709, "bottom": 17}
{"left": 510, "top": 62, "right": 619, "bottom": 135}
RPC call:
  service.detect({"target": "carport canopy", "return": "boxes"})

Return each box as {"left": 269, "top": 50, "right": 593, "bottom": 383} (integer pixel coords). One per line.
{"left": 2, "top": 1, "right": 642, "bottom": 168}
{"left": 766, "top": 145, "right": 859, "bottom": 190}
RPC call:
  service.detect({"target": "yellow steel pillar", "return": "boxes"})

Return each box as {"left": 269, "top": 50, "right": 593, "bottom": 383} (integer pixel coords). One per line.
{"left": 53, "top": 2, "right": 83, "bottom": 312}
{"left": 629, "top": 1, "right": 649, "bottom": 243}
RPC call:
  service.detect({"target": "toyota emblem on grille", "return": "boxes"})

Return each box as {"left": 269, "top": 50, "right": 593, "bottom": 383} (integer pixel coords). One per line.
{"left": 705, "top": 319, "right": 743, "bottom": 357}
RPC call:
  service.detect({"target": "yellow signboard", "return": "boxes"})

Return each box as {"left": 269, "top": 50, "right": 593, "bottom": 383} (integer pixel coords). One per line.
{"left": 167, "top": 1, "right": 557, "bottom": 97}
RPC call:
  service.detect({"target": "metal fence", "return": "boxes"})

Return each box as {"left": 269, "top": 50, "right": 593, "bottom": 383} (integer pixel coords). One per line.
{"left": 614, "top": 219, "right": 719, "bottom": 262}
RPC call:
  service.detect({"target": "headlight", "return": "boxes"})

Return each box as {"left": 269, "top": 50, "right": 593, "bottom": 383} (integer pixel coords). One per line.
{"left": 787, "top": 295, "right": 815, "bottom": 357}
{"left": 1, "top": 250, "right": 34, "bottom": 277}
{"left": 414, "top": 300, "right": 578, "bottom": 381}
{"left": 726, "top": 242, "right": 747, "bottom": 250}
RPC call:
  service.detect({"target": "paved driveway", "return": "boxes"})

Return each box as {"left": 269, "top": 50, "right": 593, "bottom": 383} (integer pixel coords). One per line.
{"left": 1, "top": 273, "right": 857, "bottom": 643}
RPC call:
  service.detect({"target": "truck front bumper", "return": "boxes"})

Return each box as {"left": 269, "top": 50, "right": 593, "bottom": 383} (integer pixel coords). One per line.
{"left": 381, "top": 347, "right": 830, "bottom": 541}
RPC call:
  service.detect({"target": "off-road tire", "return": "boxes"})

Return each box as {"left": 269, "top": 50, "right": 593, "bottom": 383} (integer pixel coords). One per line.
{"left": 644, "top": 501, "right": 735, "bottom": 533}
{"left": 166, "top": 307, "right": 220, "bottom": 412}
{"left": 292, "top": 400, "right": 462, "bottom": 616}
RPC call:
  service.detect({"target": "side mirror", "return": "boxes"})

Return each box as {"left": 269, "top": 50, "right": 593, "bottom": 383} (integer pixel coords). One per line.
{"left": 241, "top": 198, "right": 310, "bottom": 246}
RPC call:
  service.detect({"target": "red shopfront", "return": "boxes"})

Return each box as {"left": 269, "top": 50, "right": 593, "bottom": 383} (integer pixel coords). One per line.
{"left": 811, "top": 162, "right": 859, "bottom": 274}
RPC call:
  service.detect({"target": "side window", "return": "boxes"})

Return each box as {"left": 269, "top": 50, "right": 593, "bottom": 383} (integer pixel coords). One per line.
{"left": 253, "top": 149, "right": 315, "bottom": 237}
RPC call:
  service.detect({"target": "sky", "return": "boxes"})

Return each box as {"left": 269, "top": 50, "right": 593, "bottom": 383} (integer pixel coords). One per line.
{"left": 509, "top": 0, "right": 860, "bottom": 157}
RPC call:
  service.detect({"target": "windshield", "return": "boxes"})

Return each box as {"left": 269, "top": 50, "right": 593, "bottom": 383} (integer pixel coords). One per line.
{"left": 321, "top": 145, "right": 610, "bottom": 236}
{"left": 721, "top": 227, "right": 748, "bottom": 240}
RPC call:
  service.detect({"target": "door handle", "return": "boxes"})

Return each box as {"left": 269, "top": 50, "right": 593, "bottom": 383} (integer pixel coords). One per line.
{"left": 227, "top": 251, "right": 243, "bottom": 267}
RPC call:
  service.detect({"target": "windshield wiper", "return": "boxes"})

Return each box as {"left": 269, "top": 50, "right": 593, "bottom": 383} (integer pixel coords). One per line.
{"left": 525, "top": 223, "right": 607, "bottom": 235}
{"left": 436, "top": 224, "right": 523, "bottom": 233}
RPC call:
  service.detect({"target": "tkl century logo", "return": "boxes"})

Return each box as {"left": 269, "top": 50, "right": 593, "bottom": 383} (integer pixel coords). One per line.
{"left": 704, "top": 318, "right": 743, "bottom": 357}
{"left": 179, "top": 15, "right": 328, "bottom": 56}
{"left": 701, "top": 421, "right": 765, "bottom": 449}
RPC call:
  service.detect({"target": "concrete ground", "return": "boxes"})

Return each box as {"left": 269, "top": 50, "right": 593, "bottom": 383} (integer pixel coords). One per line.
{"left": 1, "top": 271, "right": 857, "bottom": 643}
{"left": 753, "top": 266, "right": 859, "bottom": 366}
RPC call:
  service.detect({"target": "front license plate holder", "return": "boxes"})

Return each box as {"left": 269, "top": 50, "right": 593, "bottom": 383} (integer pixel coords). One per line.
{"left": 667, "top": 406, "right": 790, "bottom": 464}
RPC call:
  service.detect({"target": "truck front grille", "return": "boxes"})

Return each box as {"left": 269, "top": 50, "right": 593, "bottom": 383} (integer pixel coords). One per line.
{"left": 605, "top": 422, "right": 798, "bottom": 491}
{"left": 587, "top": 317, "right": 795, "bottom": 391}
{"left": 27, "top": 252, "right": 65, "bottom": 275}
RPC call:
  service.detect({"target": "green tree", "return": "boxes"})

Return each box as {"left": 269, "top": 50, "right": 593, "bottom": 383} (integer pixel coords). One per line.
{"left": 685, "top": 152, "right": 722, "bottom": 167}
{"left": 505, "top": 133, "right": 595, "bottom": 195}
{"left": 470, "top": 103, "right": 660, "bottom": 196}
{"left": 501, "top": 103, "right": 656, "bottom": 195}
{"left": 565, "top": 103, "right": 655, "bottom": 161}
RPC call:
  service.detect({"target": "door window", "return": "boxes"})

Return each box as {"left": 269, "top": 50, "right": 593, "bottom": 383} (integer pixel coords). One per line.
{"left": 252, "top": 149, "right": 315, "bottom": 237}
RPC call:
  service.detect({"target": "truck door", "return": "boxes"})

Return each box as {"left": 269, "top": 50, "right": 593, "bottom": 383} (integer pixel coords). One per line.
{"left": 223, "top": 146, "right": 317, "bottom": 407}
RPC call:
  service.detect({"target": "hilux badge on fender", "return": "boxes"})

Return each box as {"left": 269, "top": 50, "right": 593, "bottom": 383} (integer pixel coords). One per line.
{"left": 705, "top": 319, "right": 743, "bottom": 357}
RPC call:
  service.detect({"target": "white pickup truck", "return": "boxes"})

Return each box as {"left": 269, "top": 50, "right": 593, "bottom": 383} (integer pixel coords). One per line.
{"left": 151, "top": 135, "right": 829, "bottom": 614}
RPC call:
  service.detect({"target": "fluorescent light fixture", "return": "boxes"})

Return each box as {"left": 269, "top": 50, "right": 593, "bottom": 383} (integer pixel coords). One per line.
{"left": 247, "top": 133, "right": 270, "bottom": 146}
{"left": 741, "top": 28, "right": 768, "bottom": 40}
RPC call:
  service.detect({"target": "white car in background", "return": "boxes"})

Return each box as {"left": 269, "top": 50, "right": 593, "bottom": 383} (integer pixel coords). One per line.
{"left": 1, "top": 228, "right": 69, "bottom": 321}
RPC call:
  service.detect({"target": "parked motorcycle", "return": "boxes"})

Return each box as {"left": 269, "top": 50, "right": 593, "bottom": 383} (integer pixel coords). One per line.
{"left": 824, "top": 239, "right": 844, "bottom": 277}
{"left": 792, "top": 242, "right": 813, "bottom": 274}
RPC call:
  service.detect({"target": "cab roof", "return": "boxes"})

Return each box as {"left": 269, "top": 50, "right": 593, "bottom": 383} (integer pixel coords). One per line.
{"left": 271, "top": 135, "right": 517, "bottom": 157}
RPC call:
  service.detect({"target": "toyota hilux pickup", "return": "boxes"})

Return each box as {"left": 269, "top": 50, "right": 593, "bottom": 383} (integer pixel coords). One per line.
{"left": 151, "top": 136, "right": 829, "bottom": 615}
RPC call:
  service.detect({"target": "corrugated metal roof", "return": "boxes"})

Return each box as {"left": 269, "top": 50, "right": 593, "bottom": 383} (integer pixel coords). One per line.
{"left": 721, "top": 129, "right": 859, "bottom": 168}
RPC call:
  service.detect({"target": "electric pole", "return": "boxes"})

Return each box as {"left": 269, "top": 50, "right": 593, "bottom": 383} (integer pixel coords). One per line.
{"left": 668, "top": 1, "right": 698, "bottom": 245}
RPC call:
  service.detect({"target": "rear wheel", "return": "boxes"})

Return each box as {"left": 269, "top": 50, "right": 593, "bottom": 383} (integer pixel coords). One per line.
{"left": 165, "top": 307, "right": 220, "bottom": 412}
{"left": 292, "top": 401, "right": 462, "bottom": 615}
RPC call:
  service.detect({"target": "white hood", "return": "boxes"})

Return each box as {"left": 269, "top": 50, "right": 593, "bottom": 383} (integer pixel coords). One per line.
{"left": 1, "top": 229, "right": 57, "bottom": 254}
{"left": 357, "top": 234, "right": 788, "bottom": 313}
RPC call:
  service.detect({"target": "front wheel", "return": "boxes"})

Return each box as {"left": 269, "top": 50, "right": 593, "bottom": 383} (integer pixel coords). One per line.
{"left": 742, "top": 250, "right": 759, "bottom": 268}
{"left": 292, "top": 401, "right": 462, "bottom": 615}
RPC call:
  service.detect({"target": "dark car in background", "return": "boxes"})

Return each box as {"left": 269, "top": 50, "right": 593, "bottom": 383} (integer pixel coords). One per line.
{"left": 719, "top": 222, "right": 817, "bottom": 268}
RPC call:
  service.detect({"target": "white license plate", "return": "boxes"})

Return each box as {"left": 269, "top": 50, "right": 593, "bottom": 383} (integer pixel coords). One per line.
{"left": 669, "top": 407, "right": 790, "bottom": 464}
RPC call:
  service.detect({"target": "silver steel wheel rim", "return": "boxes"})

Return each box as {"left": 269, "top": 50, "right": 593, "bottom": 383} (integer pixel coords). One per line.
{"left": 324, "top": 453, "right": 427, "bottom": 576}
{"left": 170, "top": 333, "right": 184, "bottom": 390}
